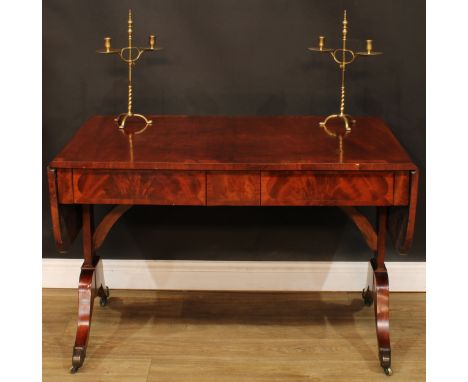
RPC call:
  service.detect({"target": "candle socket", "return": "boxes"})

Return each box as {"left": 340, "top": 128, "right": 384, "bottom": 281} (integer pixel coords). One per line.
{"left": 319, "top": 36, "right": 325, "bottom": 51}
{"left": 366, "top": 39, "right": 373, "bottom": 54}
{"left": 104, "top": 37, "right": 111, "bottom": 53}
{"left": 149, "top": 35, "right": 155, "bottom": 49}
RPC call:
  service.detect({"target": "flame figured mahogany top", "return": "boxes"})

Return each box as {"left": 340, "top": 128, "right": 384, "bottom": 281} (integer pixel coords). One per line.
{"left": 50, "top": 115, "right": 416, "bottom": 171}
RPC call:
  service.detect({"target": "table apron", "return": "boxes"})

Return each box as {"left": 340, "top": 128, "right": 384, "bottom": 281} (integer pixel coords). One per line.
{"left": 62, "top": 169, "right": 410, "bottom": 207}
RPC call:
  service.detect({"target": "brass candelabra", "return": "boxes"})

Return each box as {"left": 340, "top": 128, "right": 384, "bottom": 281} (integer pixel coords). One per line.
{"left": 308, "top": 10, "right": 381, "bottom": 131}
{"left": 97, "top": 9, "right": 162, "bottom": 129}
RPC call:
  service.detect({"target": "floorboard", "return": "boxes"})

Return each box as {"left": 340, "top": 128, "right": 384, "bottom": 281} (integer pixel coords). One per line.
{"left": 43, "top": 289, "right": 426, "bottom": 381}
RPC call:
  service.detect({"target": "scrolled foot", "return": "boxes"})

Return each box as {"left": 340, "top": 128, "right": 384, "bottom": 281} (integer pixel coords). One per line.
{"left": 384, "top": 367, "right": 393, "bottom": 376}
{"left": 118, "top": 114, "right": 129, "bottom": 129}
{"left": 343, "top": 114, "right": 356, "bottom": 125}
{"left": 114, "top": 113, "right": 127, "bottom": 128}
{"left": 70, "top": 346, "right": 86, "bottom": 373}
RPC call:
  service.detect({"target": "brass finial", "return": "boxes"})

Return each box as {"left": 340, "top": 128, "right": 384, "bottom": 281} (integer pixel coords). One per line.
{"left": 342, "top": 10, "right": 348, "bottom": 38}
{"left": 128, "top": 9, "right": 133, "bottom": 36}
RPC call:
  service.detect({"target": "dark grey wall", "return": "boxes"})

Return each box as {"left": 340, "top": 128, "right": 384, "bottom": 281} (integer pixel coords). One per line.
{"left": 43, "top": 0, "right": 425, "bottom": 261}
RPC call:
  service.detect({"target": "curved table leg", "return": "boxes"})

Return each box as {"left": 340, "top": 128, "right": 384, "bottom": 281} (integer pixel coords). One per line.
{"left": 70, "top": 205, "right": 109, "bottom": 373}
{"left": 363, "top": 207, "right": 392, "bottom": 376}
{"left": 365, "top": 259, "right": 392, "bottom": 375}
{"left": 70, "top": 257, "right": 109, "bottom": 373}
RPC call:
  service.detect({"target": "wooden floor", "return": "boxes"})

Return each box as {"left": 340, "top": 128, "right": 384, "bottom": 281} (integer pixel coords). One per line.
{"left": 43, "top": 289, "right": 425, "bottom": 381}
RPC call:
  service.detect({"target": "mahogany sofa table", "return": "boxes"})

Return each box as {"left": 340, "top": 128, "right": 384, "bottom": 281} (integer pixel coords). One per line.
{"left": 47, "top": 115, "right": 418, "bottom": 375}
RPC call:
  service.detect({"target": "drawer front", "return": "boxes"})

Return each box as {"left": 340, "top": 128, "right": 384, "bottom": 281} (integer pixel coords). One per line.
{"left": 207, "top": 171, "right": 260, "bottom": 206}
{"left": 73, "top": 170, "right": 206, "bottom": 205}
{"left": 261, "top": 171, "right": 394, "bottom": 206}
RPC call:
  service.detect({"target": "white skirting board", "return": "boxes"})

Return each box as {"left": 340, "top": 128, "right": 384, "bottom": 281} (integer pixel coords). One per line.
{"left": 42, "top": 259, "right": 425, "bottom": 292}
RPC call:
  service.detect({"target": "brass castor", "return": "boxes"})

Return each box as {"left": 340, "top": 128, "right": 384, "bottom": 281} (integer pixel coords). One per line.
{"left": 100, "top": 295, "right": 108, "bottom": 307}
{"left": 384, "top": 367, "right": 393, "bottom": 376}
{"left": 70, "top": 347, "right": 86, "bottom": 373}
{"left": 100, "top": 286, "right": 110, "bottom": 307}
{"left": 362, "top": 287, "right": 373, "bottom": 306}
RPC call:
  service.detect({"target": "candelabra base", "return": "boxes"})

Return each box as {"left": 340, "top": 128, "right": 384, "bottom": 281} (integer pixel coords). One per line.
{"left": 319, "top": 113, "right": 356, "bottom": 131}
{"left": 115, "top": 112, "right": 152, "bottom": 130}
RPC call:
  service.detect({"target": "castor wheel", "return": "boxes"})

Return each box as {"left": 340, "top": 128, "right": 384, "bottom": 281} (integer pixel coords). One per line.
{"left": 363, "top": 295, "right": 373, "bottom": 306}
{"left": 100, "top": 287, "right": 110, "bottom": 307}
{"left": 362, "top": 287, "right": 373, "bottom": 306}
{"left": 384, "top": 367, "right": 393, "bottom": 376}
{"left": 71, "top": 346, "right": 85, "bottom": 373}
{"left": 100, "top": 295, "right": 108, "bottom": 307}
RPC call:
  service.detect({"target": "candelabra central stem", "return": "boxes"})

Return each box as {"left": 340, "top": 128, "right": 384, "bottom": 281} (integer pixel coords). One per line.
{"left": 128, "top": 63, "right": 133, "bottom": 115}
{"left": 340, "top": 66, "right": 346, "bottom": 116}
{"left": 339, "top": 10, "right": 347, "bottom": 117}
{"left": 127, "top": 10, "right": 133, "bottom": 116}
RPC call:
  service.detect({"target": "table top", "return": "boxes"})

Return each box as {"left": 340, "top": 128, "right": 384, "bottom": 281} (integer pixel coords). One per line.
{"left": 50, "top": 115, "right": 416, "bottom": 171}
